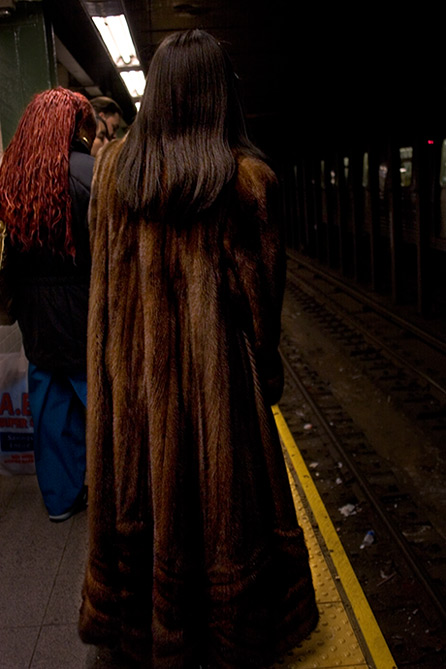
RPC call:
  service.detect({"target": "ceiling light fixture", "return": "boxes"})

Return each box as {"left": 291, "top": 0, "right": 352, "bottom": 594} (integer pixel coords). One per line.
{"left": 92, "top": 14, "right": 139, "bottom": 67}
{"left": 119, "top": 70, "right": 146, "bottom": 98}
{"left": 91, "top": 13, "right": 145, "bottom": 104}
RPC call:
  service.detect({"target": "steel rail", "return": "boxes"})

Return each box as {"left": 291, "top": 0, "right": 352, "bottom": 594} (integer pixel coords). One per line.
{"left": 287, "top": 250, "right": 446, "bottom": 355}
{"left": 286, "top": 266, "right": 446, "bottom": 401}
{"left": 279, "top": 347, "right": 446, "bottom": 624}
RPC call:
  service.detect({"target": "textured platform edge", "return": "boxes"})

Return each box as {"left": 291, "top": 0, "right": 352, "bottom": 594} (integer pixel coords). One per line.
{"left": 273, "top": 405, "right": 398, "bottom": 669}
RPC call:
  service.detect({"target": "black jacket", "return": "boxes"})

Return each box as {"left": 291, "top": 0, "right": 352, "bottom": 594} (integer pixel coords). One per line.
{"left": 11, "top": 148, "right": 94, "bottom": 374}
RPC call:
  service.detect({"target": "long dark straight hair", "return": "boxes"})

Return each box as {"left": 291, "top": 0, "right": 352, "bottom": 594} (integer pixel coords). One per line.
{"left": 116, "top": 29, "right": 264, "bottom": 220}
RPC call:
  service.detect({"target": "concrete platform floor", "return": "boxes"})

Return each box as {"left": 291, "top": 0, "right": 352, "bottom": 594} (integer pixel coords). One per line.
{"left": 0, "top": 474, "right": 132, "bottom": 669}
{"left": 0, "top": 464, "right": 391, "bottom": 669}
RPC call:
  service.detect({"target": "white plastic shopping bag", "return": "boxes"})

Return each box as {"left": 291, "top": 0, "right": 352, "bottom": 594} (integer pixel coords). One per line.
{"left": 0, "top": 346, "right": 34, "bottom": 475}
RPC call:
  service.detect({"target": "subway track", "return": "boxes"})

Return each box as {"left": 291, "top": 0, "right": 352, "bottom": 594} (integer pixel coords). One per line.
{"left": 286, "top": 251, "right": 446, "bottom": 412}
{"left": 279, "top": 252, "right": 446, "bottom": 668}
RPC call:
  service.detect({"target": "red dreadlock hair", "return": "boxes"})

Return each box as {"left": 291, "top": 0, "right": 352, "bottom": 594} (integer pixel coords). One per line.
{"left": 0, "top": 87, "right": 95, "bottom": 258}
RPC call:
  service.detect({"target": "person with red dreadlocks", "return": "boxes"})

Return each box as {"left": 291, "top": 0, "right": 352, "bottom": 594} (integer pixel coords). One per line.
{"left": 0, "top": 87, "right": 96, "bottom": 521}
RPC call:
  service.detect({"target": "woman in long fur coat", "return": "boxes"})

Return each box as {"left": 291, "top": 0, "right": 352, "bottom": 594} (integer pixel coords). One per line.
{"left": 79, "top": 29, "right": 318, "bottom": 668}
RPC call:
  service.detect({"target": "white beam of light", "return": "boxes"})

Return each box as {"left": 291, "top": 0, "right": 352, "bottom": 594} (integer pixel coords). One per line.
{"left": 92, "top": 14, "right": 140, "bottom": 68}
{"left": 120, "top": 70, "right": 146, "bottom": 99}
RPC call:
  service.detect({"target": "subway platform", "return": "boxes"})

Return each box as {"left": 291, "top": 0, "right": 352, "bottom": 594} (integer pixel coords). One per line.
{"left": 0, "top": 406, "right": 397, "bottom": 668}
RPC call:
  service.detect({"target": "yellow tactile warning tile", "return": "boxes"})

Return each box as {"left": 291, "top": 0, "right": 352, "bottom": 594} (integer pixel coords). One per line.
{"left": 272, "top": 405, "right": 398, "bottom": 669}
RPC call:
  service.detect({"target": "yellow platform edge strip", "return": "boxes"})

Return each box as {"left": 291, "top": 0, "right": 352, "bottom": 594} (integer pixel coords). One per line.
{"left": 273, "top": 405, "right": 398, "bottom": 669}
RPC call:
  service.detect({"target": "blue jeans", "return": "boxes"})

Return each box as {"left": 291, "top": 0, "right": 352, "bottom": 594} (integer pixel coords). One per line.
{"left": 27, "top": 364, "right": 87, "bottom": 516}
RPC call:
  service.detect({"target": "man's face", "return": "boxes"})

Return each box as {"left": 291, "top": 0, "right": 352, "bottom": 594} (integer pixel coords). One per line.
{"left": 101, "top": 112, "right": 121, "bottom": 140}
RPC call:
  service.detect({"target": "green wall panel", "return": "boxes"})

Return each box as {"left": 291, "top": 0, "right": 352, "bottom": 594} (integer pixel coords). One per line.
{"left": 0, "top": 1, "right": 56, "bottom": 151}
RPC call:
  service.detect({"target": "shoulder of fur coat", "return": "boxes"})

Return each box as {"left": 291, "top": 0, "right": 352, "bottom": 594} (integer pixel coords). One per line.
{"left": 93, "top": 141, "right": 277, "bottom": 208}
{"left": 234, "top": 154, "right": 278, "bottom": 221}
{"left": 91, "top": 137, "right": 123, "bottom": 185}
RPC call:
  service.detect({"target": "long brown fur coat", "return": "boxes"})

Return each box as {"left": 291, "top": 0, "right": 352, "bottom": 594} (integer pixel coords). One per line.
{"left": 78, "top": 140, "right": 318, "bottom": 667}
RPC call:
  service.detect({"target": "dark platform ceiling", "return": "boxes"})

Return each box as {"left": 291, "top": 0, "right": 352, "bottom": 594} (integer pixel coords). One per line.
{"left": 43, "top": 0, "right": 286, "bottom": 126}
{"left": 41, "top": 2, "right": 446, "bottom": 153}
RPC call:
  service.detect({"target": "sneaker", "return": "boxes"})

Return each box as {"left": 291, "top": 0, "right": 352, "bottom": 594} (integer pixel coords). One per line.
{"left": 49, "top": 486, "right": 88, "bottom": 523}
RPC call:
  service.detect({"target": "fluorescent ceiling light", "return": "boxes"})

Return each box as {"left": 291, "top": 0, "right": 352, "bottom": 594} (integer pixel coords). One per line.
{"left": 120, "top": 70, "right": 146, "bottom": 98}
{"left": 92, "top": 14, "right": 139, "bottom": 67}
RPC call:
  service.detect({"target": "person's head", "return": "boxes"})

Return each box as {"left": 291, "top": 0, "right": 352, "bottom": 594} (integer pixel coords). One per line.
{"left": 0, "top": 86, "right": 96, "bottom": 258}
{"left": 117, "top": 29, "right": 261, "bottom": 218}
{"left": 72, "top": 92, "right": 97, "bottom": 152}
{"left": 90, "top": 96, "right": 123, "bottom": 140}
{"left": 91, "top": 114, "right": 109, "bottom": 157}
